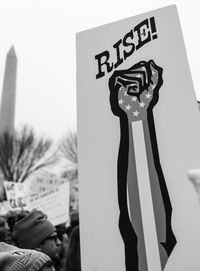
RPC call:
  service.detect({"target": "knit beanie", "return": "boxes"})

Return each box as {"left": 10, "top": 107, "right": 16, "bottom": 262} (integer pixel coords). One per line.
{"left": 0, "top": 242, "right": 55, "bottom": 271}
{"left": 12, "top": 210, "right": 56, "bottom": 249}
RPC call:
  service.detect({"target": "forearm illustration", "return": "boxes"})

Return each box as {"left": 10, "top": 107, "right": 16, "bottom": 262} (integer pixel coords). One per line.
{"left": 109, "top": 60, "right": 176, "bottom": 271}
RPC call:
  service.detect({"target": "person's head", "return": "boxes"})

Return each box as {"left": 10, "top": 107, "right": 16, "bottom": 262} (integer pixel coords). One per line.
{"left": 70, "top": 212, "right": 79, "bottom": 228}
{"left": 65, "top": 225, "right": 81, "bottom": 271}
{"left": 12, "top": 210, "right": 62, "bottom": 265}
{"left": 56, "top": 223, "right": 67, "bottom": 241}
{"left": 0, "top": 242, "right": 55, "bottom": 271}
{"left": 37, "top": 231, "right": 62, "bottom": 266}
{"left": 0, "top": 217, "right": 9, "bottom": 229}
{"left": 0, "top": 217, "right": 10, "bottom": 242}
{"left": 0, "top": 229, "right": 6, "bottom": 242}
{"left": 66, "top": 212, "right": 79, "bottom": 236}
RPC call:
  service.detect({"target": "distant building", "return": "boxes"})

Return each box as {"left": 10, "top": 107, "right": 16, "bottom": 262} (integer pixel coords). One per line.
{"left": 0, "top": 46, "right": 17, "bottom": 135}
{"left": 0, "top": 46, "right": 17, "bottom": 201}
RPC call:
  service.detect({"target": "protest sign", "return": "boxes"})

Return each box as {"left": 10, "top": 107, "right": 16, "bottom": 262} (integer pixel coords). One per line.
{"left": 77, "top": 5, "right": 200, "bottom": 271}
{"left": 25, "top": 170, "right": 66, "bottom": 197}
{"left": 4, "top": 181, "right": 28, "bottom": 211}
{"left": 27, "top": 182, "right": 70, "bottom": 226}
{"left": 4, "top": 177, "right": 70, "bottom": 226}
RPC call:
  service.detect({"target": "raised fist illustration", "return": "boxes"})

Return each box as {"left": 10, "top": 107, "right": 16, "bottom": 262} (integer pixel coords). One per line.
{"left": 109, "top": 60, "right": 176, "bottom": 271}
{"left": 109, "top": 60, "right": 163, "bottom": 121}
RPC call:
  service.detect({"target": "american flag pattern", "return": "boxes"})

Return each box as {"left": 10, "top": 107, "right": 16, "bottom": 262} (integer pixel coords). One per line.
{"left": 117, "top": 61, "right": 159, "bottom": 122}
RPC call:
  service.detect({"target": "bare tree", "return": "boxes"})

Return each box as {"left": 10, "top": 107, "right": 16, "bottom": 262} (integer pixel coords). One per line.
{"left": 59, "top": 131, "right": 78, "bottom": 212}
{"left": 59, "top": 131, "right": 77, "bottom": 166}
{"left": 0, "top": 125, "right": 58, "bottom": 183}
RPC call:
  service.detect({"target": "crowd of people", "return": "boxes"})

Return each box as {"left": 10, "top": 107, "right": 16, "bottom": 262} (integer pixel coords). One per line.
{"left": 0, "top": 209, "right": 81, "bottom": 271}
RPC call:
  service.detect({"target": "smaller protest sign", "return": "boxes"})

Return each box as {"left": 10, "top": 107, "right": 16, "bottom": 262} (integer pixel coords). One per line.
{"left": 25, "top": 170, "right": 67, "bottom": 197}
{"left": 27, "top": 182, "right": 70, "bottom": 226}
{"left": 4, "top": 181, "right": 28, "bottom": 211}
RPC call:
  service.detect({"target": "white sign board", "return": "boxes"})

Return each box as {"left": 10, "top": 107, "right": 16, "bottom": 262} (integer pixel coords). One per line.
{"left": 27, "top": 182, "right": 70, "bottom": 226}
{"left": 4, "top": 180, "right": 70, "bottom": 226}
{"left": 25, "top": 170, "right": 66, "bottom": 197}
{"left": 4, "top": 181, "right": 28, "bottom": 211}
{"left": 77, "top": 5, "right": 200, "bottom": 271}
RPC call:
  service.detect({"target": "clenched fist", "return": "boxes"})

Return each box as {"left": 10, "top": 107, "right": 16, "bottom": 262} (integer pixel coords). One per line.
{"left": 109, "top": 60, "right": 163, "bottom": 121}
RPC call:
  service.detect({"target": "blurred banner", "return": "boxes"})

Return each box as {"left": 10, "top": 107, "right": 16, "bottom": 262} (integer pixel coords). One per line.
{"left": 4, "top": 179, "right": 70, "bottom": 226}
{"left": 27, "top": 182, "right": 70, "bottom": 226}
{"left": 25, "top": 170, "right": 66, "bottom": 197}
{"left": 4, "top": 181, "right": 28, "bottom": 211}
{"left": 77, "top": 5, "right": 200, "bottom": 271}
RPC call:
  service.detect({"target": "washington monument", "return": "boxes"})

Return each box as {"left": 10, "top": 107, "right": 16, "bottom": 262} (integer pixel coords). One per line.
{"left": 0, "top": 46, "right": 17, "bottom": 134}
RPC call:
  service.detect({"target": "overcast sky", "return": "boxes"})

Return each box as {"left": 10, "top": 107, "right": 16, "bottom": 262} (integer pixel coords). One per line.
{"left": 0, "top": 0, "right": 199, "bottom": 140}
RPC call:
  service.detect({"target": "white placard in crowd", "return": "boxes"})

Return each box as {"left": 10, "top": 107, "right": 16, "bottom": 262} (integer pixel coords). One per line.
{"left": 25, "top": 170, "right": 66, "bottom": 197}
{"left": 3, "top": 179, "right": 70, "bottom": 226}
{"left": 27, "top": 182, "right": 70, "bottom": 226}
{"left": 77, "top": 5, "right": 200, "bottom": 271}
{"left": 4, "top": 181, "right": 28, "bottom": 211}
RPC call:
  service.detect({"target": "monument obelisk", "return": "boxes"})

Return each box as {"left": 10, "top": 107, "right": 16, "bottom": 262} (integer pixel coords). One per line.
{"left": 0, "top": 46, "right": 17, "bottom": 134}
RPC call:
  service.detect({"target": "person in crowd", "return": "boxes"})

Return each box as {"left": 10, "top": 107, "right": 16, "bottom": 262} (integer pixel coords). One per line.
{"left": 12, "top": 209, "right": 63, "bottom": 271}
{"left": 65, "top": 225, "right": 81, "bottom": 271}
{"left": 0, "top": 217, "right": 10, "bottom": 242}
{"left": 56, "top": 223, "right": 69, "bottom": 270}
{"left": 56, "top": 223, "right": 67, "bottom": 242}
{"left": 0, "top": 228, "right": 7, "bottom": 242}
{"left": 0, "top": 217, "right": 9, "bottom": 229}
{"left": 0, "top": 241, "right": 55, "bottom": 271}
{"left": 66, "top": 212, "right": 79, "bottom": 237}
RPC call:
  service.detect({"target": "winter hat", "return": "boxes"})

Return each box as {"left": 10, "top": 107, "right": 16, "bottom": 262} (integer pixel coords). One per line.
{"left": 0, "top": 242, "right": 55, "bottom": 271}
{"left": 12, "top": 210, "right": 56, "bottom": 249}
